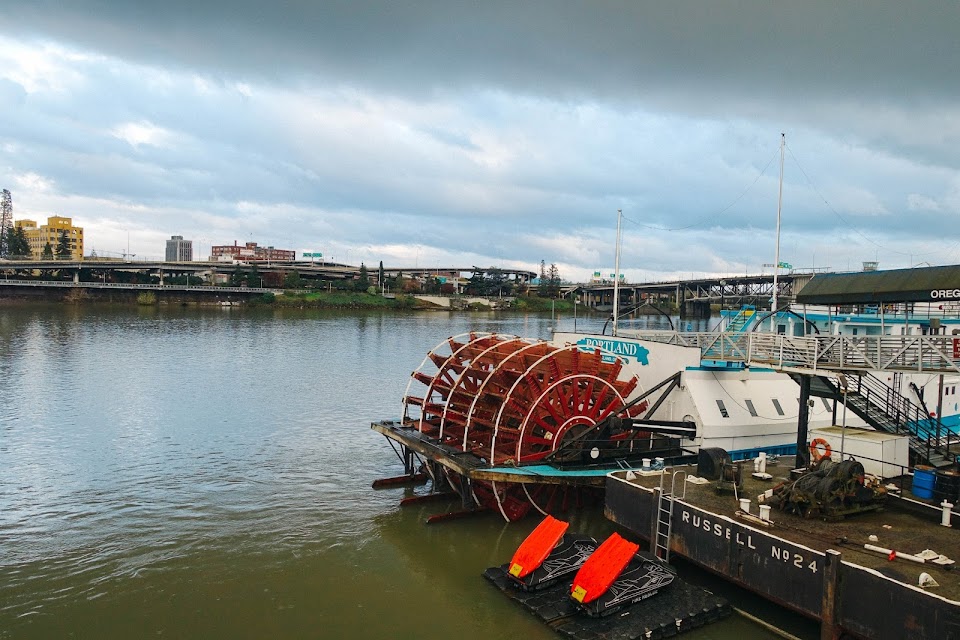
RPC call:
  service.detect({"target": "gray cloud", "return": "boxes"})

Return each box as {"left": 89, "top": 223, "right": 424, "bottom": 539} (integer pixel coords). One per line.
{"left": 0, "top": 2, "right": 958, "bottom": 276}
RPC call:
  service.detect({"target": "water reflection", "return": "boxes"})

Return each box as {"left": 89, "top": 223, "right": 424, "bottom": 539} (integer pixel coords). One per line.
{"left": 0, "top": 306, "right": 796, "bottom": 639}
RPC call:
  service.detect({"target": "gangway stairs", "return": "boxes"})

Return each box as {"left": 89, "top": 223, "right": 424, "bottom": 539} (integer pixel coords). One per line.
{"left": 702, "top": 307, "right": 755, "bottom": 362}
{"left": 723, "top": 305, "right": 755, "bottom": 333}
{"left": 652, "top": 470, "right": 686, "bottom": 562}
{"left": 806, "top": 372, "right": 957, "bottom": 468}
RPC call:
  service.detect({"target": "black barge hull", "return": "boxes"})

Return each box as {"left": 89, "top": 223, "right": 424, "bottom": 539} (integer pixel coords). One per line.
{"left": 605, "top": 471, "right": 960, "bottom": 640}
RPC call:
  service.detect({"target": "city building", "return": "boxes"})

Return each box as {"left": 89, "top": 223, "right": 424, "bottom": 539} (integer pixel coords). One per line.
{"left": 210, "top": 241, "right": 295, "bottom": 262}
{"left": 14, "top": 216, "right": 84, "bottom": 260}
{"left": 165, "top": 235, "right": 193, "bottom": 261}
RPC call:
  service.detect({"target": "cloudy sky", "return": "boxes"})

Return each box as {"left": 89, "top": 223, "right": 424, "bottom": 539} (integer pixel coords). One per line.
{"left": 1, "top": 1, "right": 958, "bottom": 281}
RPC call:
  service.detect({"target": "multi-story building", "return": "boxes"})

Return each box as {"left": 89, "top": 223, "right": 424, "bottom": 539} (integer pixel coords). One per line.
{"left": 165, "top": 235, "right": 193, "bottom": 261}
{"left": 14, "top": 216, "right": 84, "bottom": 260}
{"left": 210, "top": 241, "right": 295, "bottom": 262}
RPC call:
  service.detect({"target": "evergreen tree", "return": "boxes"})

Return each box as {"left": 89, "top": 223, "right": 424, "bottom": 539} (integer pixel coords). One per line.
{"left": 13, "top": 227, "right": 30, "bottom": 257}
{"left": 356, "top": 263, "right": 370, "bottom": 291}
{"left": 466, "top": 266, "right": 486, "bottom": 295}
{"left": 538, "top": 260, "right": 548, "bottom": 296}
{"left": 56, "top": 230, "right": 71, "bottom": 259}
{"left": 378, "top": 261, "right": 385, "bottom": 290}
{"left": 547, "top": 263, "right": 561, "bottom": 298}
{"left": 42, "top": 242, "right": 54, "bottom": 259}
{"left": 1, "top": 227, "right": 14, "bottom": 258}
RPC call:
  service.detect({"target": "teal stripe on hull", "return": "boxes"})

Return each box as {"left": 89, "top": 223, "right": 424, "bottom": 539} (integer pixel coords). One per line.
{"left": 483, "top": 464, "right": 628, "bottom": 478}
{"left": 727, "top": 443, "right": 797, "bottom": 461}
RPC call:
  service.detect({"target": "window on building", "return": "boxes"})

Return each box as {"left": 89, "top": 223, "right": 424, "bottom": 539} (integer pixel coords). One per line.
{"left": 772, "top": 399, "right": 784, "bottom": 416}
{"left": 745, "top": 400, "right": 758, "bottom": 417}
{"left": 716, "top": 399, "right": 729, "bottom": 418}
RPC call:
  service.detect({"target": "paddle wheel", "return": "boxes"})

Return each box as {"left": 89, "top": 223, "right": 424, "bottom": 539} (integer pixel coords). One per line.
{"left": 400, "top": 333, "right": 648, "bottom": 520}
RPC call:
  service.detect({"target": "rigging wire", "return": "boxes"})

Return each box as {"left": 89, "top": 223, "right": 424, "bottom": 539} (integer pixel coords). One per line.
{"left": 786, "top": 145, "right": 960, "bottom": 260}
{"left": 621, "top": 145, "right": 782, "bottom": 232}
{"left": 617, "top": 139, "right": 960, "bottom": 265}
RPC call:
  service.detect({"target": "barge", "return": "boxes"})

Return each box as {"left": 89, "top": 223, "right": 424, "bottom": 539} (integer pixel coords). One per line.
{"left": 604, "top": 458, "right": 960, "bottom": 639}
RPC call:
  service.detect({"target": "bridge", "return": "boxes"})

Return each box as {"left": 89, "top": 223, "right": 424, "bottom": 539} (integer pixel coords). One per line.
{"left": 0, "top": 258, "right": 361, "bottom": 283}
{"left": 575, "top": 272, "right": 814, "bottom": 317}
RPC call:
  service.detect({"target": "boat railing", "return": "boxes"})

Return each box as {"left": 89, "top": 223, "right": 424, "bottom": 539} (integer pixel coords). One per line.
{"left": 629, "top": 330, "right": 960, "bottom": 375}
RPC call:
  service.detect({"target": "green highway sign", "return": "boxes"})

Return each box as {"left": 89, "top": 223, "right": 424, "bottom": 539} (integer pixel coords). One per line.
{"left": 303, "top": 252, "right": 323, "bottom": 258}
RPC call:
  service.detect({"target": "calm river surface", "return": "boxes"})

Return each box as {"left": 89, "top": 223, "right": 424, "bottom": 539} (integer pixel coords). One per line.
{"left": 0, "top": 306, "right": 816, "bottom": 639}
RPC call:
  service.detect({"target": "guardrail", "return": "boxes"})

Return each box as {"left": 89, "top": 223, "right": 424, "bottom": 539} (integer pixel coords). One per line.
{"left": 624, "top": 330, "right": 960, "bottom": 374}
{"left": 0, "top": 279, "right": 276, "bottom": 294}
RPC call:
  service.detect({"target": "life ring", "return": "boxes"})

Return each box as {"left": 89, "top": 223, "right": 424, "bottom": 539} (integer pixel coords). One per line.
{"left": 809, "top": 438, "right": 832, "bottom": 462}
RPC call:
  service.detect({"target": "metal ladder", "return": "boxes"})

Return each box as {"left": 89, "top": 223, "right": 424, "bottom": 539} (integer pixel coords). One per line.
{"left": 653, "top": 469, "right": 686, "bottom": 562}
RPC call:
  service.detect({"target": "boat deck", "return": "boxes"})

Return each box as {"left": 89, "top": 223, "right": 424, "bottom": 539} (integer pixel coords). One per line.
{"left": 371, "top": 420, "right": 674, "bottom": 486}
{"left": 613, "top": 460, "right": 960, "bottom": 602}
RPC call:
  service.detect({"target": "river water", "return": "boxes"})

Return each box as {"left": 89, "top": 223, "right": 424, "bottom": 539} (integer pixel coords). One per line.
{"left": 0, "top": 306, "right": 815, "bottom": 639}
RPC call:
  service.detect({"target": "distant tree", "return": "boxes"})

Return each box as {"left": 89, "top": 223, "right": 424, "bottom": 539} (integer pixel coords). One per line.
{"left": 465, "top": 267, "right": 486, "bottom": 295}
{"left": 423, "top": 276, "right": 442, "bottom": 294}
{"left": 1, "top": 227, "right": 15, "bottom": 258}
{"left": 538, "top": 260, "right": 548, "bottom": 296}
{"left": 546, "top": 263, "right": 562, "bottom": 298}
{"left": 13, "top": 227, "right": 30, "bottom": 258}
{"left": 283, "top": 270, "right": 303, "bottom": 289}
{"left": 42, "top": 242, "right": 54, "bottom": 259}
{"left": 356, "top": 263, "right": 370, "bottom": 291}
{"left": 56, "top": 230, "right": 71, "bottom": 259}
{"left": 378, "top": 261, "right": 385, "bottom": 290}
{"left": 487, "top": 267, "right": 508, "bottom": 297}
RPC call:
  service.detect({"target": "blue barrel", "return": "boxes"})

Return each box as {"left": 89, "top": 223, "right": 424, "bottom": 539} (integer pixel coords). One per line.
{"left": 934, "top": 471, "right": 960, "bottom": 504}
{"left": 912, "top": 467, "right": 935, "bottom": 500}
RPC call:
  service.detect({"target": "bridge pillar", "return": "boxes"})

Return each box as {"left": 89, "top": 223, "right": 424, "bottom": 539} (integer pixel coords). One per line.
{"left": 682, "top": 300, "right": 711, "bottom": 319}
{"left": 73, "top": 271, "right": 79, "bottom": 284}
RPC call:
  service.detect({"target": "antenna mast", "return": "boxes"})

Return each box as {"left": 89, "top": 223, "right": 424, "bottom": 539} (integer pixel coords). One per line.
{"left": 771, "top": 134, "right": 785, "bottom": 325}
{"left": 612, "top": 209, "right": 622, "bottom": 337}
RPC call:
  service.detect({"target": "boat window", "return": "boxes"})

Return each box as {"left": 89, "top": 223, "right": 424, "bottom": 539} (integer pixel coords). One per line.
{"left": 821, "top": 397, "right": 832, "bottom": 411}
{"left": 745, "top": 400, "right": 758, "bottom": 417}
{"left": 716, "top": 399, "right": 729, "bottom": 418}
{"left": 772, "top": 399, "right": 784, "bottom": 416}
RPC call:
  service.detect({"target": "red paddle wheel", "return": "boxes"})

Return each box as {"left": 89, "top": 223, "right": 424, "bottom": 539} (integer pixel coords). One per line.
{"left": 401, "top": 333, "right": 646, "bottom": 520}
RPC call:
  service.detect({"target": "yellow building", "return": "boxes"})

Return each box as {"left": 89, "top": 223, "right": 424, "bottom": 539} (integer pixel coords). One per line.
{"left": 15, "top": 216, "right": 84, "bottom": 260}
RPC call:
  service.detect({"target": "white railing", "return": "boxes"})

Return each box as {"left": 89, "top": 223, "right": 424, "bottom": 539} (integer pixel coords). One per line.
{"left": 624, "top": 330, "right": 960, "bottom": 374}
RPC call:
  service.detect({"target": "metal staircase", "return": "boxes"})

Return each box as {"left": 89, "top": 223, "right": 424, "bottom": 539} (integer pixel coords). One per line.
{"left": 810, "top": 372, "right": 957, "bottom": 468}
{"left": 724, "top": 305, "right": 756, "bottom": 333}
{"left": 653, "top": 470, "right": 686, "bottom": 561}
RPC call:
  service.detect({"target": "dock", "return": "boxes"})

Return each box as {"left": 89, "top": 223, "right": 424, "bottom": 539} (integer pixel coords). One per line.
{"left": 483, "top": 562, "right": 730, "bottom": 640}
{"left": 604, "top": 460, "right": 960, "bottom": 639}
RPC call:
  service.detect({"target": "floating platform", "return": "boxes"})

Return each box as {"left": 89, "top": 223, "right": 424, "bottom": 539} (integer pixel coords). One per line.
{"left": 484, "top": 564, "right": 730, "bottom": 639}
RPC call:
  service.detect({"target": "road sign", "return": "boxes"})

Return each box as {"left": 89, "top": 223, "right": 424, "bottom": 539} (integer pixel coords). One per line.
{"left": 303, "top": 252, "right": 323, "bottom": 258}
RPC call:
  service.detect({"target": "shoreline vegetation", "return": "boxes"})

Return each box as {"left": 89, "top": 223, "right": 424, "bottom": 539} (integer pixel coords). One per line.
{"left": 254, "top": 291, "right": 586, "bottom": 312}
{"left": 1, "top": 288, "right": 680, "bottom": 315}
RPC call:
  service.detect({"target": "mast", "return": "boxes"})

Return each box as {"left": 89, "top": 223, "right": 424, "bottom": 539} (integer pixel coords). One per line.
{"left": 772, "top": 133, "right": 785, "bottom": 327}
{"left": 612, "top": 209, "right": 622, "bottom": 337}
